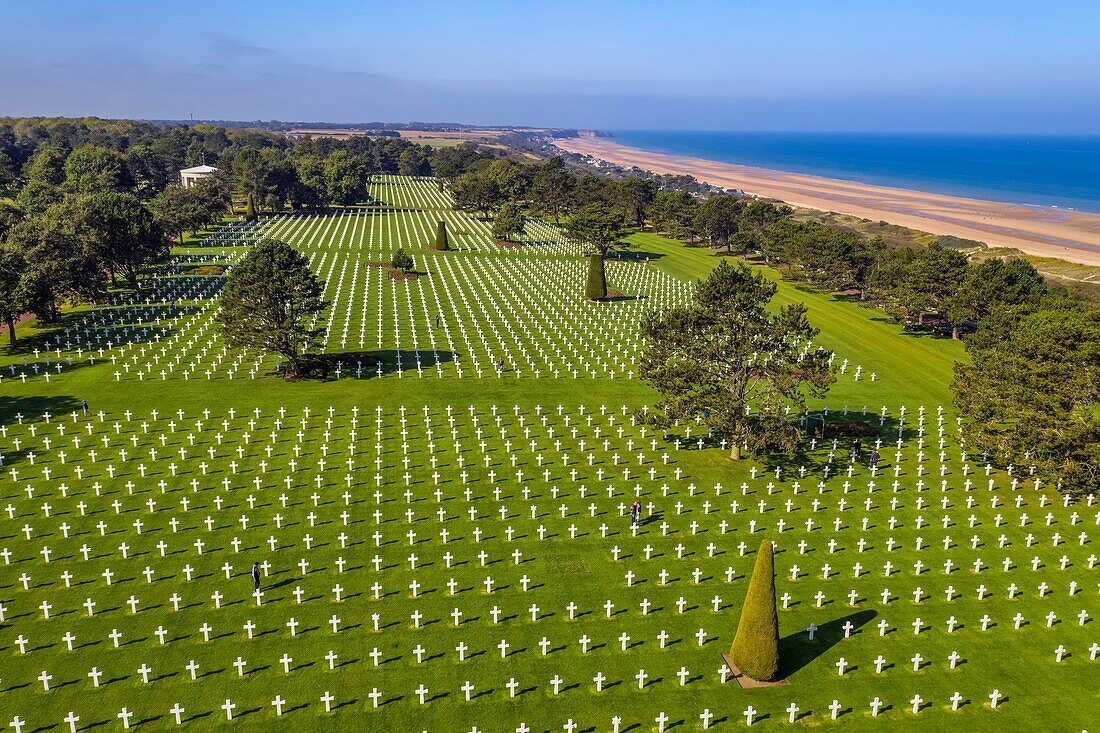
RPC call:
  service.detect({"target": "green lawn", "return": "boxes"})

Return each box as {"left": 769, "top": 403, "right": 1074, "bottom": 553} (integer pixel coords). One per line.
{"left": 0, "top": 180, "right": 1095, "bottom": 732}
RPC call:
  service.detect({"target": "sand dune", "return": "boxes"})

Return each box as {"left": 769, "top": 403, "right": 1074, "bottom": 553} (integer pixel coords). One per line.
{"left": 554, "top": 137, "right": 1100, "bottom": 267}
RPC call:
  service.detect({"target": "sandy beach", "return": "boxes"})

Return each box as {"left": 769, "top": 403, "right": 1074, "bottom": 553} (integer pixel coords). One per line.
{"left": 554, "top": 137, "right": 1100, "bottom": 267}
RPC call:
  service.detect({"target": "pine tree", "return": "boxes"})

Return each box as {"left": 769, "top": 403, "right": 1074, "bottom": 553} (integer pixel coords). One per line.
{"left": 434, "top": 220, "right": 450, "bottom": 251}
{"left": 729, "top": 539, "right": 780, "bottom": 680}
{"left": 391, "top": 248, "right": 414, "bottom": 273}
{"left": 640, "top": 260, "right": 834, "bottom": 459}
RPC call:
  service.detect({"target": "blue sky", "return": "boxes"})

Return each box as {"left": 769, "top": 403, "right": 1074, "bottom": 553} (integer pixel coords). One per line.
{"left": 2, "top": 0, "right": 1098, "bottom": 132}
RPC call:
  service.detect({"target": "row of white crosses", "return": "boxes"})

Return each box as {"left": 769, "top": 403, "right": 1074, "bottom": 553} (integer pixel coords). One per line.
{"left": 369, "top": 175, "right": 457, "bottom": 212}
{"left": 0, "top": 401, "right": 740, "bottom": 727}
{"left": 737, "top": 688, "right": 1006, "bottom": 726}
{"left": 7, "top": 689, "right": 344, "bottom": 731}
{"left": 0, "top": 402, "right": 1086, "bottom": 726}
{"left": 3, "top": 688, "right": 1009, "bottom": 732}
{"left": 4, "top": 688, "right": 1008, "bottom": 733}
{"left": 368, "top": 175, "right": 501, "bottom": 252}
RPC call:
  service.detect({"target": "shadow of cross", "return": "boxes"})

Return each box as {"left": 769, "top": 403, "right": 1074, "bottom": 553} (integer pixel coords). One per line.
{"left": 778, "top": 609, "right": 877, "bottom": 677}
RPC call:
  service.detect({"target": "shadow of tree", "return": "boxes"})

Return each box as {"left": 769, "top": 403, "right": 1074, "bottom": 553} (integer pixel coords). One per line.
{"left": 0, "top": 395, "right": 85, "bottom": 430}
{"left": 779, "top": 609, "right": 877, "bottom": 677}
{"left": 280, "top": 350, "right": 457, "bottom": 380}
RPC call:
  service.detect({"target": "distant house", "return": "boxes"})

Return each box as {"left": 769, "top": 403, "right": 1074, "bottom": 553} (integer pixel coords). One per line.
{"left": 180, "top": 164, "right": 217, "bottom": 188}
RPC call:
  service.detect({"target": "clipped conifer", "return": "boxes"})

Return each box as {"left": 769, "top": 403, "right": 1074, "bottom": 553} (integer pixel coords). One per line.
{"left": 585, "top": 253, "right": 608, "bottom": 301}
{"left": 244, "top": 192, "right": 257, "bottom": 221}
{"left": 434, "top": 220, "right": 450, "bottom": 251}
{"left": 729, "top": 539, "right": 780, "bottom": 680}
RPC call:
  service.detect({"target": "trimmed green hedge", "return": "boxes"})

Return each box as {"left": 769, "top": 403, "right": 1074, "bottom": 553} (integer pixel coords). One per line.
{"left": 730, "top": 539, "right": 780, "bottom": 680}
{"left": 585, "top": 253, "right": 607, "bottom": 301}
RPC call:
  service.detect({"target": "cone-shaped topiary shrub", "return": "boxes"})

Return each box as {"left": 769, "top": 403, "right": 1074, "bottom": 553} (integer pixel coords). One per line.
{"left": 729, "top": 539, "right": 780, "bottom": 680}
{"left": 244, "top": 192, "right": 257, "bottom": 221}
{"left": 585, "top": 253, "right": 607, "bottom": 301}
{"left": 434, "top": 220, "right": 450, "bottom": 251}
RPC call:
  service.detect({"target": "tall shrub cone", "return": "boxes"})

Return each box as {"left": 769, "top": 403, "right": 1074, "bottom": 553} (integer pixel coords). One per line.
{"left": 729, "top": 539, "right": 780, "bottom": 680}
{"left": 585, "top": 252, "right": 607, "bottom": 300}
{"left": 244, "top": 192, "right": 257, "bottom": 221}
{"left": 434, "top": 220, "right": 450, "bottom": 251}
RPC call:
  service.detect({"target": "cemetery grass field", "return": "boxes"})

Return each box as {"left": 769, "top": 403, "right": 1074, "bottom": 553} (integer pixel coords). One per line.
{"left": 1, "top": 178, "right": 1097, "bottom": 732}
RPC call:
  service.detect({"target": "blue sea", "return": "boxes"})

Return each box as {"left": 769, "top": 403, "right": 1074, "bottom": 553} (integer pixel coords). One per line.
{"left": 609, "top": 130, "right": 1100, "bottom": 214}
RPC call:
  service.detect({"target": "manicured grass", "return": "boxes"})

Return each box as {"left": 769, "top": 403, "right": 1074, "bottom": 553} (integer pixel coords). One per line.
{"left": 0, "top": 180, "right": 1095, "bottom": 732}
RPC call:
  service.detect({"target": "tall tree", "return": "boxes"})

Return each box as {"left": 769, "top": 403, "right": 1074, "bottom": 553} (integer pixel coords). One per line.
{"left": 5, "top": 216, "right": 94, "bottom": 320}
{"left": 398, "top": 146, "right": 432, "bottom": 177}
{"left": 694, "top": 194, "right": 743, "bottom": 251}
{"left": 565, "top": 203, "right": 628, "bottom": 300}
{"left": 217, "top": 238, "right": 327, "bottom": 379}
{"left": 741, "top": 200, "right": 790, "bottom": 231}
{"left": 764, "top": 220, "right": 877, "bottom": 289}
{"left": 0, "top": 241, "right": 26, "bottom": 345}
{"left": 151, "top": 182, "right": 225, "bottom": 244}
{"left": 0, "top": 200, "right": 22, "bottom": 241}
{"left": 324, "top": 150, "right": 368, "bottom": 206}
{"left": 0, "top": 150, "right": 16, "bottom": 193}
{"left": 866, "top": 243, "right": 969, "bottom": 322}
{"left": 491, "top": 201, "right": 526, "bottom": 243}
{"left": 530, "top": 157, "right": 574, "bottom": 223}
{"left": 640, "top": 260, "right": 835, "bottom": 458}
{"left": 612, "top": 177, "right": 657, "bottom": 229}
{"left": 650, "top": 190, "right": 699, "bottom": 242}
{"left": 292, "top": 154, "right": 329, "bottom": 210}
{"left": 230, "top": 147, "right": 296, "bottom": 212}
{"left": 123, "top": 144, "right": 169, "bottom": 199}
{"left": 954, "top": 305, "right": 1099, "bottom": 495}
{"left": 63, "top": 143, "right": 133, "bottom": 195}
{"left": 451, "top": 172, "right": 502, "bottom": 219}
{"left": 944, "top": 257, "right": 1048, "bottom": 337}
{"left": 729, "top": 539, "right": 780, "bottom": 681}
{"left": 67, "top": 193, "right": 166, "bottom": 292}
{"left": 15, "top": 146, "right": 67, "bottom": 215}
{"left": 484, "top": 159, "right": 529, "bottom": 201}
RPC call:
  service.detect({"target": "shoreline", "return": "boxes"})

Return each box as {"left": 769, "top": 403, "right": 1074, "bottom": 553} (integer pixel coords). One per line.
{"left": 553, "top": 137, "right": 1100, "bottom": 267}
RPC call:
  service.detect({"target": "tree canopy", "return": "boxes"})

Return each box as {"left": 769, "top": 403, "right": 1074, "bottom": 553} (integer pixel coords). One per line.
{"left": 67, "top": 192, "right": 167, "bottom": 292}
{"left": 216, "top": 238, "right": 327, "bottom": 378}
{"left": 565, "top": 203, "right": 627, "bottom": 256}
{"left": 954, "top": 304, "right": 1099, "bottom": 495}
{"left": 324, "top": 150, "right": 369, "bottom": 206}
{"left": 451, "top": 172, "right": 502, "bottom": 219}
{"left": 640, "top": 260, "right": 835, "bottom": 459}
{"left": 151, "top": 179, "right": 227, "bottom": 244}
{"left": 0, "top": 241, "right": 26, "bottom": 345}
{"left": 530, "top": 157, "right": 574, "bottom": 223}
{"left": 694, "top": 194, "right": 743, "bottom": 251}
{"left": 491, "top": 201, "right": 526, "bottom": 242}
